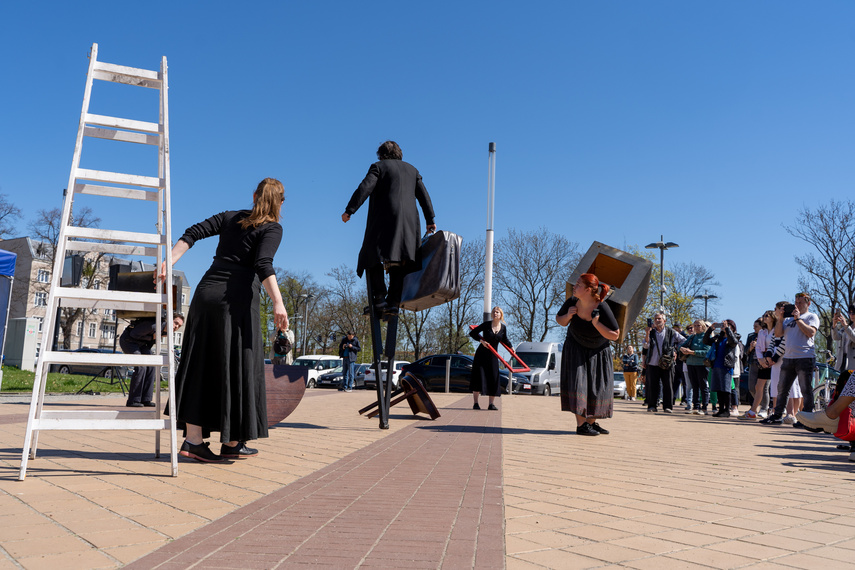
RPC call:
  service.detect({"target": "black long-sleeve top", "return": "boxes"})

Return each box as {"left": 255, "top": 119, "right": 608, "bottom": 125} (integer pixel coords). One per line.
{"left": 179, "top": 210, "right": 282, "bottom": 281}
{"left": 469, "top": 321, "right": 509, "bottom": 351}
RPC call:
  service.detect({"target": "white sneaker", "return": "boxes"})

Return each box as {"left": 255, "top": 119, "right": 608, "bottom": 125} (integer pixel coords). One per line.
{"left": 697, "top": 410, "right": 706, "bottom": 416}
{"left": 782, "top": 415, "right": 796, "bottom": 425}
{"left": 757, "top": 411, "right": 768, "bottom": 419}
{"left": 692, "top": 409, "right": 700, "bottom": 415}
{"left": 796, "top": 410, "right": 839, "bottom": 434}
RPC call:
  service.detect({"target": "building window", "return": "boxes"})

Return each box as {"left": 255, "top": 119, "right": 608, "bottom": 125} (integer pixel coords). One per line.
{"left": 174, "top": 332, "right": 182, "bottom": 345}
{"left": 34, "top": 292, "right": 47, "bottom": 307}
{"left": 36, "top": 343, "right": 41, "bottom": 360}
{"left": 38, "top": 269, "right": 50, "bottom": 283}
{"left": 94, "top": 280, "right": 101, "bottom": 290}
{"left": 92, "top": 308, "right": 98, "bottom": 314}
{"left": 77, "top": 321, "right": 84, "bottom": 336}
{"left": 88, "top": 323, "right": 96, "bottom": 338}
{"left": 35, "top": 317, "right": 44, "bottom": 333}
{"left": 102, "top": 324, "right": 115, "bottom": 340}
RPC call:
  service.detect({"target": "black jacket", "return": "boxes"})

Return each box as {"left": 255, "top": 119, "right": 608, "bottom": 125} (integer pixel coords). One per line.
{"left": 345, "top": 159, "right": 435, "bottom": 276}
{"left": 339, "top": 336, "right": 361, "bottom": 363}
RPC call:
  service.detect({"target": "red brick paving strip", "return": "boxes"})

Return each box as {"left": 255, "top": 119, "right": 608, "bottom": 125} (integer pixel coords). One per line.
{"left": 126, "top": 397, "right": 504, "bottom": 569}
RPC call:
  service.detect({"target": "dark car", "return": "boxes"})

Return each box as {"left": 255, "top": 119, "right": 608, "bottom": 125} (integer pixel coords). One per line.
{"left": 50, "top": 347, "right": 130, "bottom": 379}
{"left": 317, "top": 363, "right": 370, "bottom": 389}
{"left": 401, "top": 354, "right": 526, "bottom": 394}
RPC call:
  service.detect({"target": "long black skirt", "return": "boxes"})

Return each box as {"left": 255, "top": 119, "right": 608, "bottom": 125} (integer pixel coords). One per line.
{"left": 174, "top": 260, "right": 268, "bottom": 442}
{"left": 469, "top": 344, "right": 501, "bottom": 397}
{"left": 559, "top": 337, "right": 613, "bottom": 419}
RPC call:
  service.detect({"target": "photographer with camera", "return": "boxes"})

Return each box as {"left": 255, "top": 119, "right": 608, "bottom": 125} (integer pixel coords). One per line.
{"left": 702, "top": 319, "right": 740, "bottom": 418}
{"left": 763, "top": 293, "right": 819, "bottom": 426}
{"left": 643, "top": 312, "right": 685, "bottom": 414}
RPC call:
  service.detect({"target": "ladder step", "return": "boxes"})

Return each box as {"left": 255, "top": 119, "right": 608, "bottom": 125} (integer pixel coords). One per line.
{"left": 76, "top": 168, "right": 161, "bottom": 189}
{"left": 92, "top": 61, "right": 161, "bottom": 89}
{"left": 41, "top": 350, "right": 166, "bottom": 367}
{"left": 86, "top": 113, "right": 160, "bottom": 135}
{"left": 84, "top": 126, "right": 159, "bottom": 146}
{"left": 34, "top": 416, "right": 170, "bottom": 431}
{"left": 74, "top": 182, "right": 159, "bottom": 201}
{"left": 65, "top": 226, "right": 164, "bottom": 245}
{"left": 66, "top": 240, "right": 158, "bottom": 258}
{"left": 53, "top": 287, "right": 166, "bottom": 313}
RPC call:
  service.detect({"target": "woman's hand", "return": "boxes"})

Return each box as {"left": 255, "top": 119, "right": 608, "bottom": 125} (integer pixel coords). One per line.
{"left": 566, "top": 306, "right": 578, "bottom": 317}
{"left": 273, "top": 302, "right": 288, "bottom": 332}
{"left": 679, "top": 346, "right": 693, "bottom": 355}
{"left": 341, "top": 213, "right": 351, "bottom": 223}
{"left": 480, "top": 339, "right": 489, "bottom": 348}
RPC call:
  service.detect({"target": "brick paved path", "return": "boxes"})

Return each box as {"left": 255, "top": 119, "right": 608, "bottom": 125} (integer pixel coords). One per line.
{"left": 127, "top": 399, "right": 504, "bottom": 569}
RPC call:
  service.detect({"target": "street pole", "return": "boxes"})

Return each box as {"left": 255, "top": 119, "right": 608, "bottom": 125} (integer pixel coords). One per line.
{"left": 644, "top": 235, "right": 679, "bottom": 313}
{"left": 693, "top": 293, "right": 718, "bottom": 321}
{"left": 301, "top": 293, "right": 314, "bottom": 356}
{"left": 483, "top": 142, "right": 496, "bottom": 322}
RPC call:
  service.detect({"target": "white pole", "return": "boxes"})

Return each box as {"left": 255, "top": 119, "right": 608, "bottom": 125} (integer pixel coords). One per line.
{"left": 483, "top": 142, "right": 496, "bottom": 321}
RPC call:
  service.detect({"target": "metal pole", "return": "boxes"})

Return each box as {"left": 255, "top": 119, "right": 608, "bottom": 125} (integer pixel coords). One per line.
{"left": 445, "top": 357, "right": 451, "bottom": 393}
{"left": 659, "top": 236, "right": 665, "bottom": 311}
{"left": 483, "top": 142, "right": 496, "bottom": 321}
{"left": 302, "top": 294, "right": 311, "bottom": 355}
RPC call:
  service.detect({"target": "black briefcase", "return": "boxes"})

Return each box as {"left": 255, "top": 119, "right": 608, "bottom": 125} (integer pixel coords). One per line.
{"left": 399, "top": 231, "right": 462, "bottom": 312}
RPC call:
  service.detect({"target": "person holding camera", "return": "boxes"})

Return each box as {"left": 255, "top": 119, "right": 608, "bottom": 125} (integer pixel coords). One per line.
{"left": 643, "top": 312, "right": 685, "bottom": 413}
{"left": 831, "top": 304, "right": 855, "bottom": 375}
{"left": 679, "top": 319, "right": 711, "bottom": 414}
{"left": 338, "top": 332, "right": 361, "bottom": 392}
{"left": 556, "top": 274, "right": 620, "bottom": 435}
{"left": 702, "top": 319, "right": 740, "bottom": 418}
{"left": 764, "top": 293, "right": 819, "bottom": 425}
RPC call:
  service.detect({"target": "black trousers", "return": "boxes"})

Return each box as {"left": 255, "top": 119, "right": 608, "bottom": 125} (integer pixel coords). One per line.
{"left": 646, "top": 366, "right": 674, "bottom": 411}
{"left": 367, "top": 264, "right": 406, "bottom": 306}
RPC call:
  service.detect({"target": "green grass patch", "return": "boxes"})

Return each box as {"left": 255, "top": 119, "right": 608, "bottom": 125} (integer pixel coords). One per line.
{"left": 0, "top": 365, "right": 165, "bottom": 394}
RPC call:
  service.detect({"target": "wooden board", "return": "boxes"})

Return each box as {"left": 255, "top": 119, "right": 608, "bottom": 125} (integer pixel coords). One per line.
{"left": 265, "top": 364, "right": 307, "bottom": 426}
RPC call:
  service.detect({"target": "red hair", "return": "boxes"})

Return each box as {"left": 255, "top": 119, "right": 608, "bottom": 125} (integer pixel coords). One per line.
{"left": 578, "top": 273, "right": 610, "bottom": 303}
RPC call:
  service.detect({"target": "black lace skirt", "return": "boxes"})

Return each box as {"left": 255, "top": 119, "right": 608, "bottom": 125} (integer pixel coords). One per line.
{"left": 559, "top": 336, "right": 614, "bottom": 419}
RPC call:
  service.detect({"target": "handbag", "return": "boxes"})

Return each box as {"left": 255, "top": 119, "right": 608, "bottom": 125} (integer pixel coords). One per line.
{"left": 656, "top": 328, "right": 675, "bottom": 370}
{"left": 273, "top": 330, "right": 292, "bottom": 355}
{"left": 399, "top": 230, "right": 462, "bottom": 312}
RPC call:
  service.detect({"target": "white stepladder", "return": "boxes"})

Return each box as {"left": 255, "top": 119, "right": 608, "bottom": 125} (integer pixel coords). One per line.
{"left": 19, "top": 43, "right": 178, "bottom": 480}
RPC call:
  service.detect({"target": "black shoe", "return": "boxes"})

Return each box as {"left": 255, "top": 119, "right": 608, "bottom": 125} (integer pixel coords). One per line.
{"left": 473, "top": 403, "right": 481, "bottom": 410}
{"left": 796, "top": 421, "right": 823, "bottom": 433}
{"left": 381, "top": 306, "right": 399, "bottom": 322}
{"left": 576, "top": 423, "right": 600, "bottom": 436}
{"left": 126, "top": 402, "right": 144, "bottom": 408}
{"left": 590, "top": 422, "right": 609, "bottom": 434}
{"left": 712, "top": 410, "right": 731, "bottom": 417}
{"left": 488, "top": 403, "right": 498, "bottom": 411}
{"left": 179, "top": 440, "right": 226, "bottom": 463}
{"left": 837, "top": 444, "right": 853, "bottom": 451}
{"left": 363, "top": 302, "right": 387, "bottom": 316}
{"left": 220, "top": 442, "right": 259, "bottom": 458}
{"left": 142, "top": 401, "right": 156, "bottom": 407}
{"left": 760, "top": 414, "right": 783, "bottom": 425}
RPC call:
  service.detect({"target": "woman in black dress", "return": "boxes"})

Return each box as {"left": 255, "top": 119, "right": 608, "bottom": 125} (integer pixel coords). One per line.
{"left": 160, "top": 178, "right": 288, "bottom": 462}
{"left": 556, "top": 273, "right": 620, "bottom": 436}
{"left": 469, "top": 306, "right": 509, "bottom": 410}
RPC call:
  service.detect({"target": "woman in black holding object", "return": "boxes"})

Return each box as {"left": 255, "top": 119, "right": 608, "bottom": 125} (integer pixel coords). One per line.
{"left": 556, "top": 273, "right": 620, "bottom": 436}
{"left": 469, "top": 306, "right": 509, "bottom": 410}
{"left": 160, "top": 178, "right": 289, "bottom": 462}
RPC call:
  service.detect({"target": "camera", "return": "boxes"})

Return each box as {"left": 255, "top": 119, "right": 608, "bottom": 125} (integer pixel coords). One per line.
{"left": 591, "top": 309, "right": 600, "bottom": 319}
{"left": 647, "top": 318, "right": 653, "bottom": 328}
{"left": 782, "top": 303, "right": 795, "bottom": 318}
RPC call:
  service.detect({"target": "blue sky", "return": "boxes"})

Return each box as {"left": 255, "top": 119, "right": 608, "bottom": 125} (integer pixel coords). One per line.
{"left": 2, "top": 1, "right": 853, "bottom": 338}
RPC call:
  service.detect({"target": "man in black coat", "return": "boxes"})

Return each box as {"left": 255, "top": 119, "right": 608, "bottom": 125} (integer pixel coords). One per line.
{"left": 342, "top": 141, "right": 436, "bottom": 318}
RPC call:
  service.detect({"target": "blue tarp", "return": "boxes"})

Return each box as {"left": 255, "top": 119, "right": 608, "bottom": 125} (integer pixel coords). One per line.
{"left": 0, "top": 249, "right": 14, "bottom": 277}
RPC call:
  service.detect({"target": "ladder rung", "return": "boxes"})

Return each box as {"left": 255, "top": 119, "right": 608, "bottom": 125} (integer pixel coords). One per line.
{"left": 40, "top": 351, "right": 165, "bottom": 367}
{"left": 66, "top": 240, "right": 158, "bottom": 257}
{"left": 52, "top": 297, "right": 163, "bottom": 313}
{"left": 41, "top": 410, "right": 163, "bottom": 420}
{"left": 55, "top": 288, "right": 164, "bottom": 305}
{"left": 74, "top": 182, "right": 159, "bottom": 201}
{"left": 76, "top": 168, "right": 161, "bottom": 189}
{"left": 84, "top": 126, "right": 159, "bottom": 146}
{"left": 86, "top": 113, "right": 160, "bottom": 135}
{"left": 92, "top": 61, "right": 161, "bottom": 86}
{"left": 33, "top": 417, "right": 170, "bottom": 431}
{"left": 65, "top": 227, "right": 165, "bottom": 245}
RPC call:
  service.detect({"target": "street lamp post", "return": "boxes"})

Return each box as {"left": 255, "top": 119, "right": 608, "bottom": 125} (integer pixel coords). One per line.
{"left": 644, "top": 235, "right": 679, "bottom": 312}
{"left": 300, "top": 293, "right": 314, "bottom": 356}
{"left": 693, "top": 293, "right": 718, "bottom": 321}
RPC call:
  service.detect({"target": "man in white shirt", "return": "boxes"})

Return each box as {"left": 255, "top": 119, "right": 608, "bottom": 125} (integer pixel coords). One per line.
{"left": 766, "top": 292, "right": 819, "bottom": 424}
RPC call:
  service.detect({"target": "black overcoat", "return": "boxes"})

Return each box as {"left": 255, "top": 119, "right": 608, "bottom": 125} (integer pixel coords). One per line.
{"left": 345, "top": 159, "right": 435, "bottom": 276}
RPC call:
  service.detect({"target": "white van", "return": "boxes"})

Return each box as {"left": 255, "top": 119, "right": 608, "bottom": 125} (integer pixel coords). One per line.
{"left": 293, "top": 355, "right": 343, "bottom": 388}
{"left": 512, "top": 342, "right": 562, "bottom": 396}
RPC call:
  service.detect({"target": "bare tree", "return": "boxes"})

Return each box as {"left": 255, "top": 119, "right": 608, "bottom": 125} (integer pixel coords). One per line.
{"left": 434, "top": 237, "right": 486, "bottom": 354}
{"left": 0, "top": 192, "right": 22, "bottom": 238}
{"left": 28, "top": 207, "right": 103, "bottom": 348}
{"left": 399, "top": 306, "right": 436, "bottom": 361}
{"left": 667, "top": 261, "right": 721, "bottom": 326}
{"left": 786, "top": 199, "right": 855, "bottom": 349}
{"left": 495, "top": 228, "right": 580, "bottom": 342}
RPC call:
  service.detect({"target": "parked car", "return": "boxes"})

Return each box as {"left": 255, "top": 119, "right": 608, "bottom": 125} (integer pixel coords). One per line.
{"left": 316, "top": 363, "right": 370, "bottom": 390}
{"left": 510, "top": 342, "right": 562, "bottom": 396}
{"left": 613, "top": 371, "right": 626, "bottom": 398}
{"left": 50, "top": 348, "right": 130, "bottom": 379}
{"left": 401, "top": 354, "right": 527, "bottom": 394}
{"left": 292, "top": 355, "right": 343, "bottom": 388}
{"left": 363, "top": 360, "right": 411, "bottom": 390}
